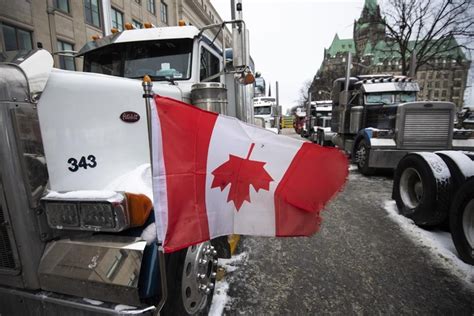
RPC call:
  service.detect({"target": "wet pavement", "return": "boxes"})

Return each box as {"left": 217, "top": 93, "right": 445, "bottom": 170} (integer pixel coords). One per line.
{"left": 222, "top": 129, "right": 474, "bottom": 315}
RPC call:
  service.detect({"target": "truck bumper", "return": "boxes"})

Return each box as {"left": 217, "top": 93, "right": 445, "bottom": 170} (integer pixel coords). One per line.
{"left": 0, "top": 286, "right": 155, "bottom": 316}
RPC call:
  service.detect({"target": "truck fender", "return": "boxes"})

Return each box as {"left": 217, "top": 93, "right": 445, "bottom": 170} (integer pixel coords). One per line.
{"left": 352, "top": 130, "right": 371, "bottom": 157}
{"left": 435, "top": 151, "right": 474, "bottom": 180}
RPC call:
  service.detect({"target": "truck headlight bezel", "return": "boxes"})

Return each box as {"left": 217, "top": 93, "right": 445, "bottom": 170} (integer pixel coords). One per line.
{"left": 42, "top": 193, "right": 130, "bottom": 232}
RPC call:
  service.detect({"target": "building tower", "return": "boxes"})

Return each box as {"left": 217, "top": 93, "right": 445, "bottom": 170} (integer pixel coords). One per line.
{"left": 353, "top": 0, "right": 385, "bottom": 57}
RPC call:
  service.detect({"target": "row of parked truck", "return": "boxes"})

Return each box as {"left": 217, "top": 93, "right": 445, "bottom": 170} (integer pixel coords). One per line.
{"left": 300, "top": 55, "right": 474, "bottom": 265}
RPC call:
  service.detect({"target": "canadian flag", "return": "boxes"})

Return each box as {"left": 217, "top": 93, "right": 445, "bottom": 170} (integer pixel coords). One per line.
{"left": 150, "top": 95, "right": 348, "bottom": 252}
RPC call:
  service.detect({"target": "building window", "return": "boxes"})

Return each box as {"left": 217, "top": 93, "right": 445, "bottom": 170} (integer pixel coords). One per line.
{"left": 132, "top": 20, "right": 142, "bottom": 29}
{"left": 2, "top": 24, "right": 32, "bottom": 51}
{"left": 111, "top": 7, "right": 124, "bottom": 30}
{"left": 84, "top": 0, "right": 101, "bottom": 28}
{"left": 54, "top": 0, "right": 70, "bottom": 13}
{"left": 441, "top": 90, "right": 447, "bottom": 98}
{"left": 147, "top": 0, "right": 156, "bottom": 15}
{"left": 57, "top": 40, "right": 75, "bottom": 70}
{"left": 160, "top": 1, "right": 168, "bottom": 24}
{"left": 134, "top": 0, "right": 141, "bottom": 4}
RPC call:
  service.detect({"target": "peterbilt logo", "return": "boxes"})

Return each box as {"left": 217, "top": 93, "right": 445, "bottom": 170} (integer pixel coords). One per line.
{"left": 120, "top": 111, "right": 140, "bottom": 123}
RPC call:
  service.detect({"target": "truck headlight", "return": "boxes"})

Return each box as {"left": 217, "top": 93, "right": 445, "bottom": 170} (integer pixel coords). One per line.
{"left": 42, "top": 192, "right": 152, "bottom": 232}
{"left": 453, "top": 129, "right": 473, "bottom": 139}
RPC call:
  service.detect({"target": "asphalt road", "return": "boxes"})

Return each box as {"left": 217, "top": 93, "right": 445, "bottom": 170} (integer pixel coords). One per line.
{"left": 221, "top": 129, "right": 474, "bottom": 315}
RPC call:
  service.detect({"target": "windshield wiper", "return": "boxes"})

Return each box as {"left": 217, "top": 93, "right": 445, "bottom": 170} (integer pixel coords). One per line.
{"left": 129, "top": 75, "right": 176, "bottom": 85}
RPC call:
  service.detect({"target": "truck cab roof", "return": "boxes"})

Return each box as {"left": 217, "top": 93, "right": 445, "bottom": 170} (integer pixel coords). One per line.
{"left": 77, "top": 26, "right": 207, "bottom": 57}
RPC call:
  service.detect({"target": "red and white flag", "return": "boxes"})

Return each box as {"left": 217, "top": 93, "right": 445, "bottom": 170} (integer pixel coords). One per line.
{"left": 150, "top": 95, "right": 348, "bottom": 252}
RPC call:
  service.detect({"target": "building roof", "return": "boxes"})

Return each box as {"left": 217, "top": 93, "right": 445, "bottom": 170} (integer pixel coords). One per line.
{"left": 326, "top": 34, "right": 356, "bottom": 57}
{"left": 364, "top": 37, "right": 468, "bottom": 63}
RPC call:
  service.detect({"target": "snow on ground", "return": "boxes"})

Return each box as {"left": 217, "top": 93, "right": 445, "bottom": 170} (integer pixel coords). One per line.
{"left": 209, "top": 252, "right": 249, "bottom": 316}
{"left": 384, "top": 200, "right": 474, "bottom": 284}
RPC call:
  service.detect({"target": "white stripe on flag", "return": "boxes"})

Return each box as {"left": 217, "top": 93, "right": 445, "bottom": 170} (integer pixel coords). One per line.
{"left": 151, "top": 99, "right": 168, "bottom": 243}
{"left": 205, "top": 115, "right": 303, "bottom": 237}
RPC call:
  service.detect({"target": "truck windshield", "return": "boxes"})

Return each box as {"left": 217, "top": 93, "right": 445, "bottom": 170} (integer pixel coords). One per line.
{"left": 83, "top": 39, "right": 193, "bottom": 81}
{"left": 366, "top": 93, "right": 393, "bottom": 105}
{"left": 255, "top": 106, "right": 272, "bottom": 115}
{"left": 366, "top": 92, "right": 416, "bottom": 105}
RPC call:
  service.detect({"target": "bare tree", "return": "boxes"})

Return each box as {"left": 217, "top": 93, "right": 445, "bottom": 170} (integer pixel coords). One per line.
{"left": 380, "top": 0, "right": 473, "bottom": 75}
{"left": 296, "top": 79, "right": 313, "bottom": 107}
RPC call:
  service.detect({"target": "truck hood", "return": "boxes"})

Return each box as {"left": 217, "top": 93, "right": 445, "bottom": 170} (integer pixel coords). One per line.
{"left": 38, "top": 69, "right": 182, "bottom": 192}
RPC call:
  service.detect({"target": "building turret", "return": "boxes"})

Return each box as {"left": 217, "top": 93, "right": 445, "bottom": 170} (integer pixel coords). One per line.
{"left": 354, "top": 0, "right": 385, "bottom": 57}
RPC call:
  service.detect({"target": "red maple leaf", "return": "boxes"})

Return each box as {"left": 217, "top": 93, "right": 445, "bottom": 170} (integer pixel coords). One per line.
{"left": 211, "top": 143, "right": 274, "bottom": 211}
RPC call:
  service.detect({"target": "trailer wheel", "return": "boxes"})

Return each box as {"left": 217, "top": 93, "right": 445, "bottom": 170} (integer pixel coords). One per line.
{"left": 393, "top": 154, "right": 450, "bottom": 226}
{"left": 450, "top": 177, "right": 474, "bottom": 265}
{"left": 162, "top": 241, "right": 217, "bottom": 315}
{"left": 354, "top": 139, "right": 375, "bottom": 175}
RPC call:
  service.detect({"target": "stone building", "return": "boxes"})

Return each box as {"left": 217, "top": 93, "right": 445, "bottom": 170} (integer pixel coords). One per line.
{"left": 0, "top": 0, "right": 230, "bottom": 70}
{"left": 311, "top": 0, "right": 471, "bottom": 108}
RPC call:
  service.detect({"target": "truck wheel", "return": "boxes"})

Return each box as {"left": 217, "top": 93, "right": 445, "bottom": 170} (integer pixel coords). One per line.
{"left": 450, "top": 177, "right": 474, "bottom": 265}
{"left": 162, "top": 241, "right": 217, "bottom": 315}
{"left": 393, "top": 154, "right": 450, "bottom": 226}
{"left": 354, "top": 139, "right": 375, "bottom": 175}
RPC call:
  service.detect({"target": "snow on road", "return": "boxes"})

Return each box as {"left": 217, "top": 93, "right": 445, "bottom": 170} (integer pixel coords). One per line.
{"left": 384, "top": 200, "right": 474, "bottom": 285}
{"left": 209, "top": 252, "right": 249, "bottom": 316}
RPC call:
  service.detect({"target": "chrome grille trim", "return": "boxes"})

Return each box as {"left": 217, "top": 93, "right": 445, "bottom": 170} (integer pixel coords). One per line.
{"left": 400, "top": 109, "right": 452, "bottom": 149}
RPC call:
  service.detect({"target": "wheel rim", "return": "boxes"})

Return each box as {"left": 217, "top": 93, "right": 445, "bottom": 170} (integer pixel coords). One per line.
{"left": 462, "top": 199, "right": 474, "bottom": 249}
{"left": 355, "top": 144, "right": 367, "bottom": 168}
{"left": 399, "top": 167, "right": 424, "bottom": 209}
{"left": 181, "top": 241, "right": 217, "bottom": 314}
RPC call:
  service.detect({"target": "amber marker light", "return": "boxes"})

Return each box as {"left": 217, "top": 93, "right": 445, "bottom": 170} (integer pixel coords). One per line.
{"left": 91, "top": 34, "right": 100, "bottom": 40}
{"left": 124, "top": 22, "right": 134, "bottom": 30}
{"left": 144, "top": 22, "right": 153, "bottom": 28}
{"left": 111, "top": 28, "right": 119, "bottom": 34}
{"left": 143, "top": 75, "right": 152, "bottom": 83}
{"left": 244, "top": 72, "right": 255, "bottom": 85}
{"left": 125, "top": 193, "right": 152, "bottom": 227}
{"left": 178, "top": 19, "right": 186, "bottom": 26}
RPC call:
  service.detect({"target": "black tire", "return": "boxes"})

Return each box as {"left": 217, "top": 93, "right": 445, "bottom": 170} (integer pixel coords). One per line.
{"left": 450, "top": 177, "right": 474, "bottom": 265}
{"left": 393, "top": 154, "right": 451, "bottom": 226}
{"left": 161, "top": 242, "right": 217, "bottom": 315}
{"left": 354, "top": 139, "right": 375, "bottom": 176}
{"left": 436, "top": 153, "right": 468, "bottom": 229}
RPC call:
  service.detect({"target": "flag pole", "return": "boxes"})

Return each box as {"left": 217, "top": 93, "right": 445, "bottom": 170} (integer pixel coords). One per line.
{"left": 142, "top": 76, "right": 168, "bottom": 315}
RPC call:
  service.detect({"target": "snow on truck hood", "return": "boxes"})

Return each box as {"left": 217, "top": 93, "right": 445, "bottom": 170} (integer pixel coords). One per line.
{"left": 38, "top": 69, "right": 180, "bottom": 193}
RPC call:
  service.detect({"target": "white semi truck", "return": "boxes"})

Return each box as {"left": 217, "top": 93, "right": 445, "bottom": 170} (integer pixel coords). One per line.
{"left": 0, "top": 2, "right": 256, "bottom": 315}
{"left": 302, "top": 100, "right": 334, "bottom": 146}
{"left": 253, "top": 96, "right": 279, "bottom": 133}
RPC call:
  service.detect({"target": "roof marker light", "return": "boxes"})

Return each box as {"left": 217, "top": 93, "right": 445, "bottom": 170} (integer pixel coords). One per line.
{"left": 178, "top": 20, "right": 186, "bottom": 26}
{"left": 92, "top": 34, "right": 101, "bottom": 40}
{"left": 144, "top": 22, "right": 153, "bottom": 28}
{"left": 125, "top": 22, "right": 134, "bottom": 30}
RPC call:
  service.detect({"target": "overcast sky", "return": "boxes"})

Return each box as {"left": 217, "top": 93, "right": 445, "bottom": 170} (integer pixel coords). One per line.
{"left": 210, "top": 0, "right": 474, "bottom": 110}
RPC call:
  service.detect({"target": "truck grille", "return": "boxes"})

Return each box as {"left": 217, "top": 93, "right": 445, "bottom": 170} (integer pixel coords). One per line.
{"left": 0, "top": 201, "right": 16, "bottom": 269}
{"left": 400, "top": 109, "right": 451, "bottom": 149}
